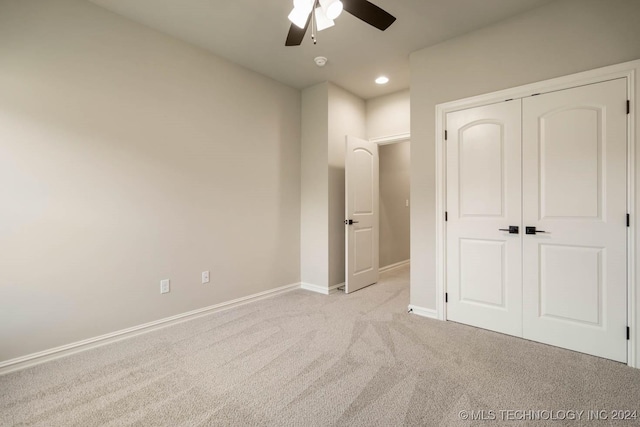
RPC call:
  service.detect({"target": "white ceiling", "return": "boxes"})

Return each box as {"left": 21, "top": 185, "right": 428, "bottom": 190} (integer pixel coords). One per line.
{"left": 89, "top": 0, "right": 557, "bottom": 99}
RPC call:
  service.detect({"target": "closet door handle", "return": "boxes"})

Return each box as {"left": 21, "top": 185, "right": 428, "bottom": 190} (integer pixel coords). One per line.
{"left": 498, "top": 226, "right": 519, "bottom": 234}
{"left": 526, "top": 226, "right": 548, "bottom": 235}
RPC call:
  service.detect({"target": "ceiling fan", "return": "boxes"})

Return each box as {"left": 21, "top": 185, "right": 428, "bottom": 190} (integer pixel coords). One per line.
{"left": 285, "top": 0, "right": 396, "bottom": 46}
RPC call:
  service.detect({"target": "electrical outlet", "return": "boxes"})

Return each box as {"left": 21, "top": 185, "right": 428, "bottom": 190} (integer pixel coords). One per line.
{"left": 202, "top": 271, "right": 210, "bottom": 284}
{"left": 406, "top": 199, "right": 409, "bottom": 207}
{"left": 160, "top": 279, "right": 170, "bottom": 294}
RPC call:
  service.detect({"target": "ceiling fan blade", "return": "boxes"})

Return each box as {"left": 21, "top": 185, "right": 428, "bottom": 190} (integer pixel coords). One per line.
{"left": 285, "top": 13, "right": 311, "bottom": 46}
{"left": 342, "top": 0, "right": 396, "bottom": 31}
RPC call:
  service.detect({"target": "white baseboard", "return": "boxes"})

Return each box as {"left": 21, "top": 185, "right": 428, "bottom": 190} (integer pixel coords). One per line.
{"left": 301, "top": 282, "right": 342, "bottom": 295}
{"left": 408, "top": 304, "right": 439, "bottom": 319}
{"left": 379, "top": 259, "right": 410, "bottom": 273}
{"left": 0, "top": 281, "right": 301, "bottom": 376}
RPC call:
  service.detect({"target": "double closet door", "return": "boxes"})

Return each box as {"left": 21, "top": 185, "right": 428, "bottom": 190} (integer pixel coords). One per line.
{"left": 446, "top": 78, "right": 628, "bottom": 362}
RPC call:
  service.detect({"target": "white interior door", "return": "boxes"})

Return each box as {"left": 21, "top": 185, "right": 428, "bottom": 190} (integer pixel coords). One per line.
{"left": 446, "top": 101, "right": 523, "bottom": 337}
{"left": 345, "top": 135, "right": 379, "bottom": 293}
{"left": 522, "top": 78, "right": 628, "bottom": 362}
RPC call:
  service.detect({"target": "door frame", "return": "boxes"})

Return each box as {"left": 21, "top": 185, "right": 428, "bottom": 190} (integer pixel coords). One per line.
{"left": 369, "top": 132, "right": 411, "bottom": 273}
{"left": 343, "top": 132, "right": 411, "bottom": 292}
{"left": 370, "top": 132, "right": 411, "bottom": 146}
{"left": 435, "top": 59, "right": 638, "bottom": 368}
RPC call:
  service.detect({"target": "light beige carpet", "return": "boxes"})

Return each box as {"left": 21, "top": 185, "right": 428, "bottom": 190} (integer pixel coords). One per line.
{"left": 2, "top": 265, "right": 640, "bottom": 426}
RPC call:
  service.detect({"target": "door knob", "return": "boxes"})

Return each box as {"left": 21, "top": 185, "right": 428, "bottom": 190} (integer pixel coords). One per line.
{"left": 345, "top": 219, "right": 360, "bottom": 225}
{"left": 526, "top": 226, "right": 548, "bottom": 235}
{"left": 498, "top": 226, "right": 519, "bottom": 234}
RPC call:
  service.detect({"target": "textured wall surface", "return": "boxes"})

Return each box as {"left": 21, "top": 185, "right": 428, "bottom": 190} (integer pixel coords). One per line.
{"left": 0, "top": 0, "right": 301, "bottom": 361}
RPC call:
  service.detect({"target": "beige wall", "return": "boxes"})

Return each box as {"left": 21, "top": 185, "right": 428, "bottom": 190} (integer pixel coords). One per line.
{"left": 0, "top": 0, "right": 301, "bottom": 362}
{"left": 301, "top": 83, "right": 329, "bottom": 288}
{"left": 410, "top": 0, "right": 640, "bottom": 312}
{"left": 366, "top": 90, "right": 410, "bottom": 139}
{"left": 379, "top": 142, "right": 410, "bottom": 268}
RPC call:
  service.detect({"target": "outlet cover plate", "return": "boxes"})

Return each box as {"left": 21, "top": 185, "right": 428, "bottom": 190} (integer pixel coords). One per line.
{"left": 160, "top": 279, "right": 170, "bottom": 294}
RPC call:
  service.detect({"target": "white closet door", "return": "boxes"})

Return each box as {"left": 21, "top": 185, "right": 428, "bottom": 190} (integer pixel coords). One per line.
{"left": 446, "top": 101, "right": 523, "bottom": 337}
{"left": 522, "top": 79, "right": 628, "bottom": 362}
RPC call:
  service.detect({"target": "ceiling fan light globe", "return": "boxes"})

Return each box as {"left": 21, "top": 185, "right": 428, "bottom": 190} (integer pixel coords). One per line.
{"left": 293, "top": 0, "right": 314, "bottom": 14}
{"left": 288, "top": 7, "right": 309, "bottom": 28}
{"left": 320, "top": 0, "right": 343, "bottom": 20}
{"left": 327, "top": 1, "right": 343, "bottom": 19}
{"left": 314, "top": 7, "right": 335, "bottom": 31}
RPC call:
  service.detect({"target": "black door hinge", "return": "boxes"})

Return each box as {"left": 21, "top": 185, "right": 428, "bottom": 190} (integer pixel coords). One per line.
{"left": 445, "top": 292, "right": 448, "bottom": 303}
{"left": 628, "top": 100, "right": 631, "bottom": 115}
{"left": 627, "top": 214, "right": 630, "bottom": 227}
{"left": 627, "top": 326, "right": 630, "bottom": 340}
{"left": 444, "top": 130, "right": 448, "bottom": 141}
{"left": 445, "top": 211, "right": 448, "bottom": 222}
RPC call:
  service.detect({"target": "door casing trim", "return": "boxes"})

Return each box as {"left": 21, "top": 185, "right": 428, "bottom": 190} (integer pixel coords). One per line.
{"left": 435, "top": 59, "right": 639, "bottom": 368}
{"left": 370, "top": 132, "right": 410, "bottom": 145}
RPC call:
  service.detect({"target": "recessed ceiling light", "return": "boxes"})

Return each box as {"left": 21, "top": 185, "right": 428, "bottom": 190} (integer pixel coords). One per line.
{"left": 375, "top": 76, "right": 389, "bottom": 85}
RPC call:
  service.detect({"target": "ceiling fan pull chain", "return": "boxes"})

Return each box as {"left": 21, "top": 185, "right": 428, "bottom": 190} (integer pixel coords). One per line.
{"left": 311, "top": 3, "right": 317, "bottom": 44}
